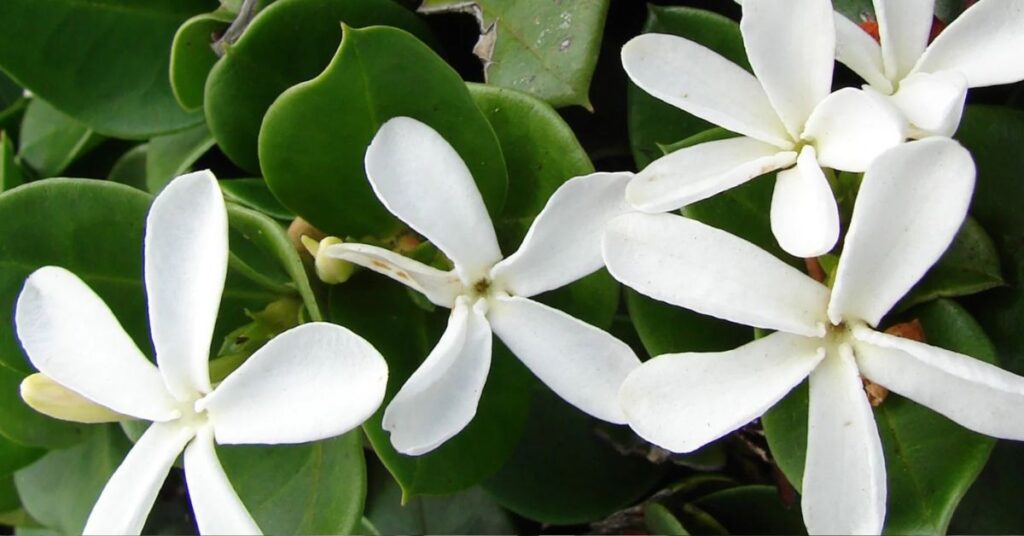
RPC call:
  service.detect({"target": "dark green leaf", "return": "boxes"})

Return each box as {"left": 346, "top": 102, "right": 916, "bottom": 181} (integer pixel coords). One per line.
{"left": 220, "top": 179, "right": 294, "bottom": 220}
{"left": 645, "top": 503, "right": 690, "bottom": 536}
{"left": 693, "top": 485, "right": 805, "bottom": 535}
{"left": 145, "top": 124, "right": 215, "bottom": 193}
{"left": 1, "top": 131, "right": 24, "bottom": 192}
{"left": 107, "top": 145, "right": 149, "bottom": 191}
{"left": 626, "top": 288, "right": 752, "bottom": 359}
{"left": 170, "top": 11, "right": 233, "bottom": 112}
{"left": 0, "top": 435, "right": 43, "bottom": 479}
{"left": 17, "top": 100, "right": 102, "bottom": 178}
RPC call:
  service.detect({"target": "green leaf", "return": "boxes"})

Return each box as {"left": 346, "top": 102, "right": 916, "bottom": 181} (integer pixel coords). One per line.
{"left": 107, "top": 144, "right": 150, "bottom": 191}
{"left": 764, "top": 299, "right": 998, "bottom": 535}
{"left": 692, "top": 485, "right": 805, "bottom": 535}
{"left": 1, "top": 131, "right": 24, "bottom": 192}
{"left": 627, "top": 6, "right": 749, "bottom": 168}
{"left": 145, "top": 123, "right": 215, "bottom": 193}
{"left": 0, "top": 0, "right": 208, "bottom": 138}
{"left": 328, "top": 274, "right": 531, "bottom": 496}
{"left": 221, "top": 431, "right": 365, "bottom": 534}
{"left": 220, "top": 179, "right": 294, "bottom": 220}
{"left": 949, "top": 441, "right": 1024, "bottom": 534}
{"left": 170, "top": 11, "right": 234, "bottom": 112}
{"left": 14, "top": 426, "right": 130, "bottom": 536}
{"left": 206, "top": 0, "right": 431, "bottom": 172}
{"left": 420, "top": 0, "right": 609, "bottom": 109}
{"left": 645, "top": 503, "right": 691, "bottom": 536}
{"left": 0, "top": 435, "right": 43, "bottom": 479}
{"left": 626, "top": 288, "right": 752, "bottom": 359}
{"left": 17, "top": 99, "right": 102, "bottom": 178}
{"left": 260, "top": 25, "right": 507, "bottom": 238}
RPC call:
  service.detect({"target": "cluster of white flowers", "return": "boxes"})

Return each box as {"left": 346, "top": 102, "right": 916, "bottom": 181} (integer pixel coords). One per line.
{"left": 14, "top": 0, "right": 1024, "bottom": 534}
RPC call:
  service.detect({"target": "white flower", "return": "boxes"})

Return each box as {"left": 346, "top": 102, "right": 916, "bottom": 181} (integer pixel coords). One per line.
{"left": 15, "top": 171, "right": 388, "bottom": 535}
{"left": 621, "top": 0, "right": 907, "bottom": 258}
{"left": 602, "top": 138, "right": 1024, "bottom": 535}
{"left": 324, "top": 117, "right": 641, "bottom": 455}
{"left": 835, "top": 0, "right": 1024, "bottom": 137}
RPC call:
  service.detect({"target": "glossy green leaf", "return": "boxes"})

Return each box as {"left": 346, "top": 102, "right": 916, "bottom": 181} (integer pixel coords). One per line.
{"left": 220, "top": 179, "right": 294, "bottom": 220}
{"left": 0, "top": 131, "right": 24, "bottom": 192}
{"left": 0, "top": 0, "right": 207, "bottom": 138}
{"left": 107, "top": 144, "right": 150, "bottom": 191}
{"left": 260, "top": 25, "right": 507, "bottom": 238}
{"left": 0, "top": 436, "right": 43, "bottom": 479}
{"left": 17, "top": 100, "right": 102, "bottom": 178}
{"left": 420, "top": 0, "right": 608, "bottom": 109}
{"left": 207, "top": 0, "right": 430, "bottom": 172}
{"left": 170, "top": 11, "right": 233, "bottom": 112}
{"left": 221, "top": 431, "right": 365, "bottom": 534}
{"left": 145, "top": 124, "right": 215, "bottom": 193}
{"left": 627, "top": 6, "right": 749, "bottom": 168}
{"left": 949, "top": 441, "right": 1024, "bottom": 534}
{"left": 693, "top": 486, "right": 805, "bottom": 535}
{"left": 645, "top": 503, "right": 691, "bottom": 536}
{"left": 626, "top": 288, "right": 753, "bottom": 359}
{"left": 764, "top": 299, "right": 998, "bottom": 534}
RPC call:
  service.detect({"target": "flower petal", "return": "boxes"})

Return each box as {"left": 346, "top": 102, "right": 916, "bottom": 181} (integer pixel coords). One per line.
{"left": 146, "top": 170, "right": 227, "bottom": 399}
{"left": 889, "top": 70, "right": 968, "bottom": 138}
{"left": 324, "top": 243, "right": 463, "bottom": 307}
{"left": 853, "top": 326, "right": 1024, "bottom": 440}
{"left": 621, "top": 33, "right": 791, "bottom": 147}
{"left": 769, "top": 146, "right": 840, "bottom": 258}
{"left": 876, "top": 0, "right": 935, "bottom": 81}
{"left": 803, "top": 87, "right": 907, "bottom": 172}
{"left": 741, "top": 0, "right": 835, "bottom": 138}
{"left": 199, "top": 323, "right": 388, "bottom": 445}
{"left": 491, "top": 172, "right": 632, "bottom": 298}
{"left": 620, "top": 332, "right": 824, "bottom": 453}
{"left": 914, "top": 0, "right": 1024, "bottom": 87}
{"left": 829, "top": 138, "right": 975, "bottom": 326}
{"left": 626, "top": 137, "right": 796, "bottom": 213}
{"left": 382, "top": 298, "right": 492, "bottom": 455}
{"left": 488, "top": 296, "right": 640, "bottom": 424}
{"left": 184, "top": 426, "right": 261, "bottom": 535}
{"left": 83, "top": 422, "right": 195, "bottom": 536}
{"left": 834, "top": 12, "right": 892, "bottom": 92}
{"left": 365, "top": 117, "right": 502, "bottom": 280}
{"left": 15, "top": 266, "right": 178, "bottom": 421}
{"left": 602, "top": 212, "right": 830, "bottom": 337}
{"left": 802, "top": 343, "right": 886, "bottom": 536}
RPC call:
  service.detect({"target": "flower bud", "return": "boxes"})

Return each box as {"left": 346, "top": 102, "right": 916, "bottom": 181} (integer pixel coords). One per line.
{"left": 301, "top": 235, "right": 355, "bottom": 284}
{"left": 20, "top": 373, "right": 129, "bottom": 423}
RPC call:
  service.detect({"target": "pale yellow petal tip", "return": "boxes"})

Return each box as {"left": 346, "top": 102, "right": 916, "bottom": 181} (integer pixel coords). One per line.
{"left": 311, "top": 236, "right": 355, "bottom": 284}
{"left": 20, "top": 373, "right": 130, "bottom": 424}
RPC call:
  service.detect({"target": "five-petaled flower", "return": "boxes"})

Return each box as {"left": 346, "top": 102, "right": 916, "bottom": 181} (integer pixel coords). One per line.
{"left": 622, "top": 0, "right": 908, "bottom": 258}
{"left": 603, "top": 138, "right": 1024, "bottom": 535}
{"left": 15, "top": 171, "right": 388, "bottom": 535}
{"left": 324, "top": 117, "right": 641, "bottom": 455}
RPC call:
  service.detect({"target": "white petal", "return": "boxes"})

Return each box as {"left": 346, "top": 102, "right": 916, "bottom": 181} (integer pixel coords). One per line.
{"left": 626, "top": 137, "right": 796, "bottom": 213}
{"left": 803, "top": 88, "right": 907, "bottom": 172}
{"left": 914, "top": 0, "right": 1024, "bottom": 88}
{"left": 84, "top": 422, "right": 195, "bottom": 536}
{"left": 854, "top": 326, "right": 1024, "bottom": 440}
{"left": 382, "top": 298, "right": 492, "bottom": 455}
{"left": 199, "top": 323, "right": 387, "bottom": 445}
{"left": 15, "top": 266, "right": 178, "bottom": 421}
{"left": 602, "top": 212, "right": 830, "bottom": 337}
{"left": 620, "top": 332, "right": 824, "bottom": 453}
{"left": 324, "top": 243, "right": 463, "bottom": 308}
{"left": 890, "top": 70, "right": 968, "bottom": 137}
{"left": 621, "top": 33, "right": 791, "bottom": 147}
{"left": 146, "top": 170, "right": 227, "bottom": 399}
{"left": 741, "top": 0, "right": 836, "bottom": 139}
{"left": 488, "top": 296, "right": 640, "bottom": 424}
{"left": 184, "top": 426, "right": 261, "bottom": 535}
{"left": 365, "top": 117, "right": 502, "bottom": 280}
{"left": 802, "top": 344, "right": 886, "bottom": 535}
{"left": 834, "top": 12, "right": 893, "bottom": 92}
{"left": 490, "top": 172, "right": 632, "bottom": 298}
{"left": 770, "top": 146, "right": 840, "bottom": 258}
{"left": 829, "top": 138, "right": 975, "bottom": 326}
{"left": 876, "top": 0, "right": 935, "bottom": 81}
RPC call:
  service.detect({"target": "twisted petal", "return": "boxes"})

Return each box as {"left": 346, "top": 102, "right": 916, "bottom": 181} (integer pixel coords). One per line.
{"left": 84, "top": 422, "right": 195, "bottom": 535}
{"left": 829, "top": 138, "right": 975, "bottom": 326}
{"left": 491, "top": 172, "right": 632, "bottom": 298}
{"left": 621, "top": 33, "right": 791, "bottom": 147}
{"left": 324, "top": 243, "right": 463, "bottom": 308}
{"left": 914, "top": 0, "right": 1024, "bottom": 87}
{"left": 620, "top": 332, "right": 824, "bottom": 453}
{"left": 890, "top": 70, "right": 968, "bottom": 138}
{"left": 602, "top": 212, "right": 830, "bottom": 337}
{"left": 834, "top": 12, "right": 892, "bottom": 92}
{"left": 15, "top": 266, "right": 178, "bottom": 421}
{"left": 488, "top": 296, "right": 640, "bottom": 424}
{"left": 199, "top": 323, "right": 388, "bottom": 445}
{"left": 802, "top": 344, "right": 886, "bottom": 536}
{"left": 854, "top": 326, "right": 1024, "bottom": 440}
{"left": 769, "top": 146, "right": 840, "bottom": 258}
{"left": 365, "top": 117, "right": 502, "bottom": 280}
{"left": 184, "top": 426, "right": 261, "bottom": 535}
{"left": 626, "top": 137, "right": 796, "bottom": 213}
{"left": 382, "top": 298, "right": 492, "bottom": 455}
{"left": 803, "top": 87, "right": 907, "bottom": 172}
{"left": 741, "top": 0, "right": 835, "bottom": 138}
{"left": 146, "top": 170, "right": 227, "bottom": 399}
{"left": 876, "top": 0, "right": 935, "bottom": 81}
